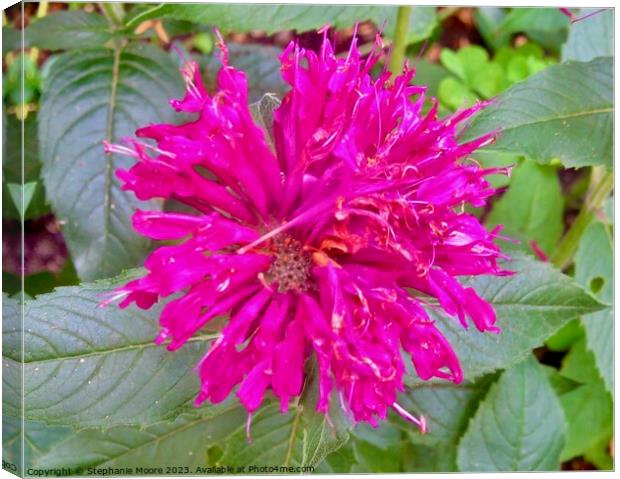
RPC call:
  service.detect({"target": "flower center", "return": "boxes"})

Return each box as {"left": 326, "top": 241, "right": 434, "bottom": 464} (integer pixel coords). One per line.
{"left": 266, "top": 235, "right": 312, "bottom": 293}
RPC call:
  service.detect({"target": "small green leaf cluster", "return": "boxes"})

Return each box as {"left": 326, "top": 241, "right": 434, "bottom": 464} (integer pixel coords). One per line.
{"left": 438, "top": 43, "right": 555, "bottom": 111}
{"left": 3, "top": 53, "right": 42, "bottom": 107}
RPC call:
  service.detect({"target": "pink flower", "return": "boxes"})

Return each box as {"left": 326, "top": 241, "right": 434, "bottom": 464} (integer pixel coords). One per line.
{"left": 104, "top": 31, "right": 509, "bottom": 430}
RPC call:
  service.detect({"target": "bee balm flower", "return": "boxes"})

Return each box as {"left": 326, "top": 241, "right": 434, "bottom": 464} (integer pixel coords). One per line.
{"left": 105, "top": 32, "right": 508, "bottom": 429}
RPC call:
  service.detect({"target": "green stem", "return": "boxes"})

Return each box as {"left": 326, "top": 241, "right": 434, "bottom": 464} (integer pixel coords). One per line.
{"left": 551, "top": 167, "right": 613, "bottom": 270}
{"left": 100, "top": 2, "right": 125, "bottom": 26}
{"left": 389, "top": 5, "right": 412, "bottom": 75}
{"left": 29, "top": 1, "right": 50, "bottom": 63}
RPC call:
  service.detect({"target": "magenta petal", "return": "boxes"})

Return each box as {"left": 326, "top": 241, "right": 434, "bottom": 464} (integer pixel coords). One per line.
{"left": 404, "top": 322, "right": 463, "bottom": 384}
{"left": 463, "top": 288, "right": 500, "bottom": 333}
{"left": 272, "top": 318, "right": 306, "bottom": 413}
{"left": 170, "top": 61, "right": 209, "bottom": 112}
{"left": 196, "top": 343, "right": 244, "bottom": 405}
{"left": 132, "top": 210, "right": 216, "bottom": 240}
{"left": 237, "top": 360, "right": 271, "bottom": 412}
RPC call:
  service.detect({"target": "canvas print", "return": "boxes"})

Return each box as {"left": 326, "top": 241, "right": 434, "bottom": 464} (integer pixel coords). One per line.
{"left": 1, "top": 1, "right": 614, "bottom": 476}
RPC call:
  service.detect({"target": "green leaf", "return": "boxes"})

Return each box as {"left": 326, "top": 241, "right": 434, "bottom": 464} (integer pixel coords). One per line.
{"left": 575, "top": 221, "right": 613, "bottom": 304}
{"left": 38, "top": 44, "right": 183, "bottom": 281}
{"left": 486, "top": 158, "right": 563, "bottom": 255}
{"left": 2, "top": 25, "right": 22, "bottom": 55}
{"left": 500, "top": 8, "right": 569, "bottom": 35}
{"left": 218, "top": 371, "right": 350, "bottom": 468}
{"left": 473, "top": 7, "right": 510, "bottom": 51}
{"left": 3, "top": 113, "right": 49, "bottom": 221}
{"left": 2, "top": 416, "right": 25, "bottom": 475}
{"left": 351, "top": 437, "right": 402, "bottom": 472}
{"left": 2, "top": 260, "right": 80, "bottom": 299}
{"left": 574, "top": 221, "right": 613, "bottom": 393}
{"left": 409, "top": 60, "right": 450, "bottom": 98}
{"left": 499, "top": 8, "right": 569, "bottom": 52}
{"left": 129, "top": 3, "right": 375, "bottom": 31}
{"left": 403, "top": 442, "right": 458, "bottom": 472}
{"left": 2, "top": 294, "right": 22, "bottom": 416}
{"left": 398, "top": 7, "right": 438, "bottom": 45}
{"left": 26, "top": 11, "right": 113, "bottom": 51}
{"left": 3, "top": 178, "right": 49, "bottom": 222}
{"left": 439, "top": 49, "right": 467, "bottom": 81}
{"left": 470, "top": 62, "right": 505, "bottom": 98}
{"left": 319, "top": 423, "right": 404, "bottom": 473}
{"left": 561, "top": 338, "right": 601, "bottom": 384}
{"left": 562, "top": 9, "right": 613, "bottom": 62}
{"left": 32, "top": 377, "right": 348, "bottom": 472}
{"left": 447, "top": 46, "right": 504, "bottom": 98}
{"left": 347, "top": 420, "right": 404, "bottom": 472}
{"left": 348, "top": 422, "right": 404, "bottom": 472}
{"left": 315, "top": 443, "right": 357, "bottom": 473}
{"left": 558, "top": 338, "right": 613, "bottom": 461}
{"left": 469, "top": 150, "right": 517, "bottom": 189}
{"left": 440, "top": 46, "right": 490, "bottom": 85}
{"left": 433, "top": 254, "right": 603, "bottom": 380}
{"left": 457, "top": 356, "right": 565, "bottom": 471}
{"left": 542, "top": 365, "right": 580, "bottom": 397}
{"left": 352, "top": 421, "right": 401, "bottom": 450}
{"left": 128, "top": 4, "right": 437, "bottom": 45}
{"left": 2, "top": 183, "right": 20, "bottom": 221}
{"left": 545, "top": 319, "right": 584, "bottom": 352}
{"left": 3, "top": 53, "right": 41, "bottom": 105}
{"left": 580, "top": 308, "right": 613, "bottom": 393}
{"left": 397, "top": 379, "right": 493, "bottom": 447}
{"left": 7, "top": 181, "right": 37, "bottom": 218}
{"left": 583, "top": 435, "right": 614, "bottom": 471}
{"left": 494, "top": 43, "right": 541, "bottom": 67}
{"left": 506, "top": 56, "right": 531, "bottom": 83}
{"left": 559, "top": 382, "right": 612, "bottom": 461}
{"left": 3, "top": 276, "right": 215, "bottom": 427}
{"left": 438, "top": 77, "right": 477, "bottom": 111}
{"left": 464, "top": 58, "right": 613, "bottom": 169}
{"left": 33, "top": 405, "right": 245, "bottom": 471}
{"left": 2, "top": 358, "right": 22, "bottom": 422}
{"left": 494, "top": 43, "right": 553, "bottom": 87}
{"left": 203, "top": 43, "right": 288, "bottom": 103}
{"left": 2, "top": 417, "right": 73, "bottom": 475}
{"left": 3, "top": 114, "right": 40, "bottom": 183}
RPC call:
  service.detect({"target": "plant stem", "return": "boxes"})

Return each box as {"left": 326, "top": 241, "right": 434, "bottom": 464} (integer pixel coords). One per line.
{"left": 551, "top": 167, "right": 613, "bottom": 270}
{"left": 100, "top": 2, "right": 125, "bottom": 26}
{"left": 389, "top": 5, "right": 412, "bottom": 75}
{"left": 36, "top": 1, "right": 49, "bottom": 18}
{"left": 29, "top": 1, "right": 50, "bottom": 63}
